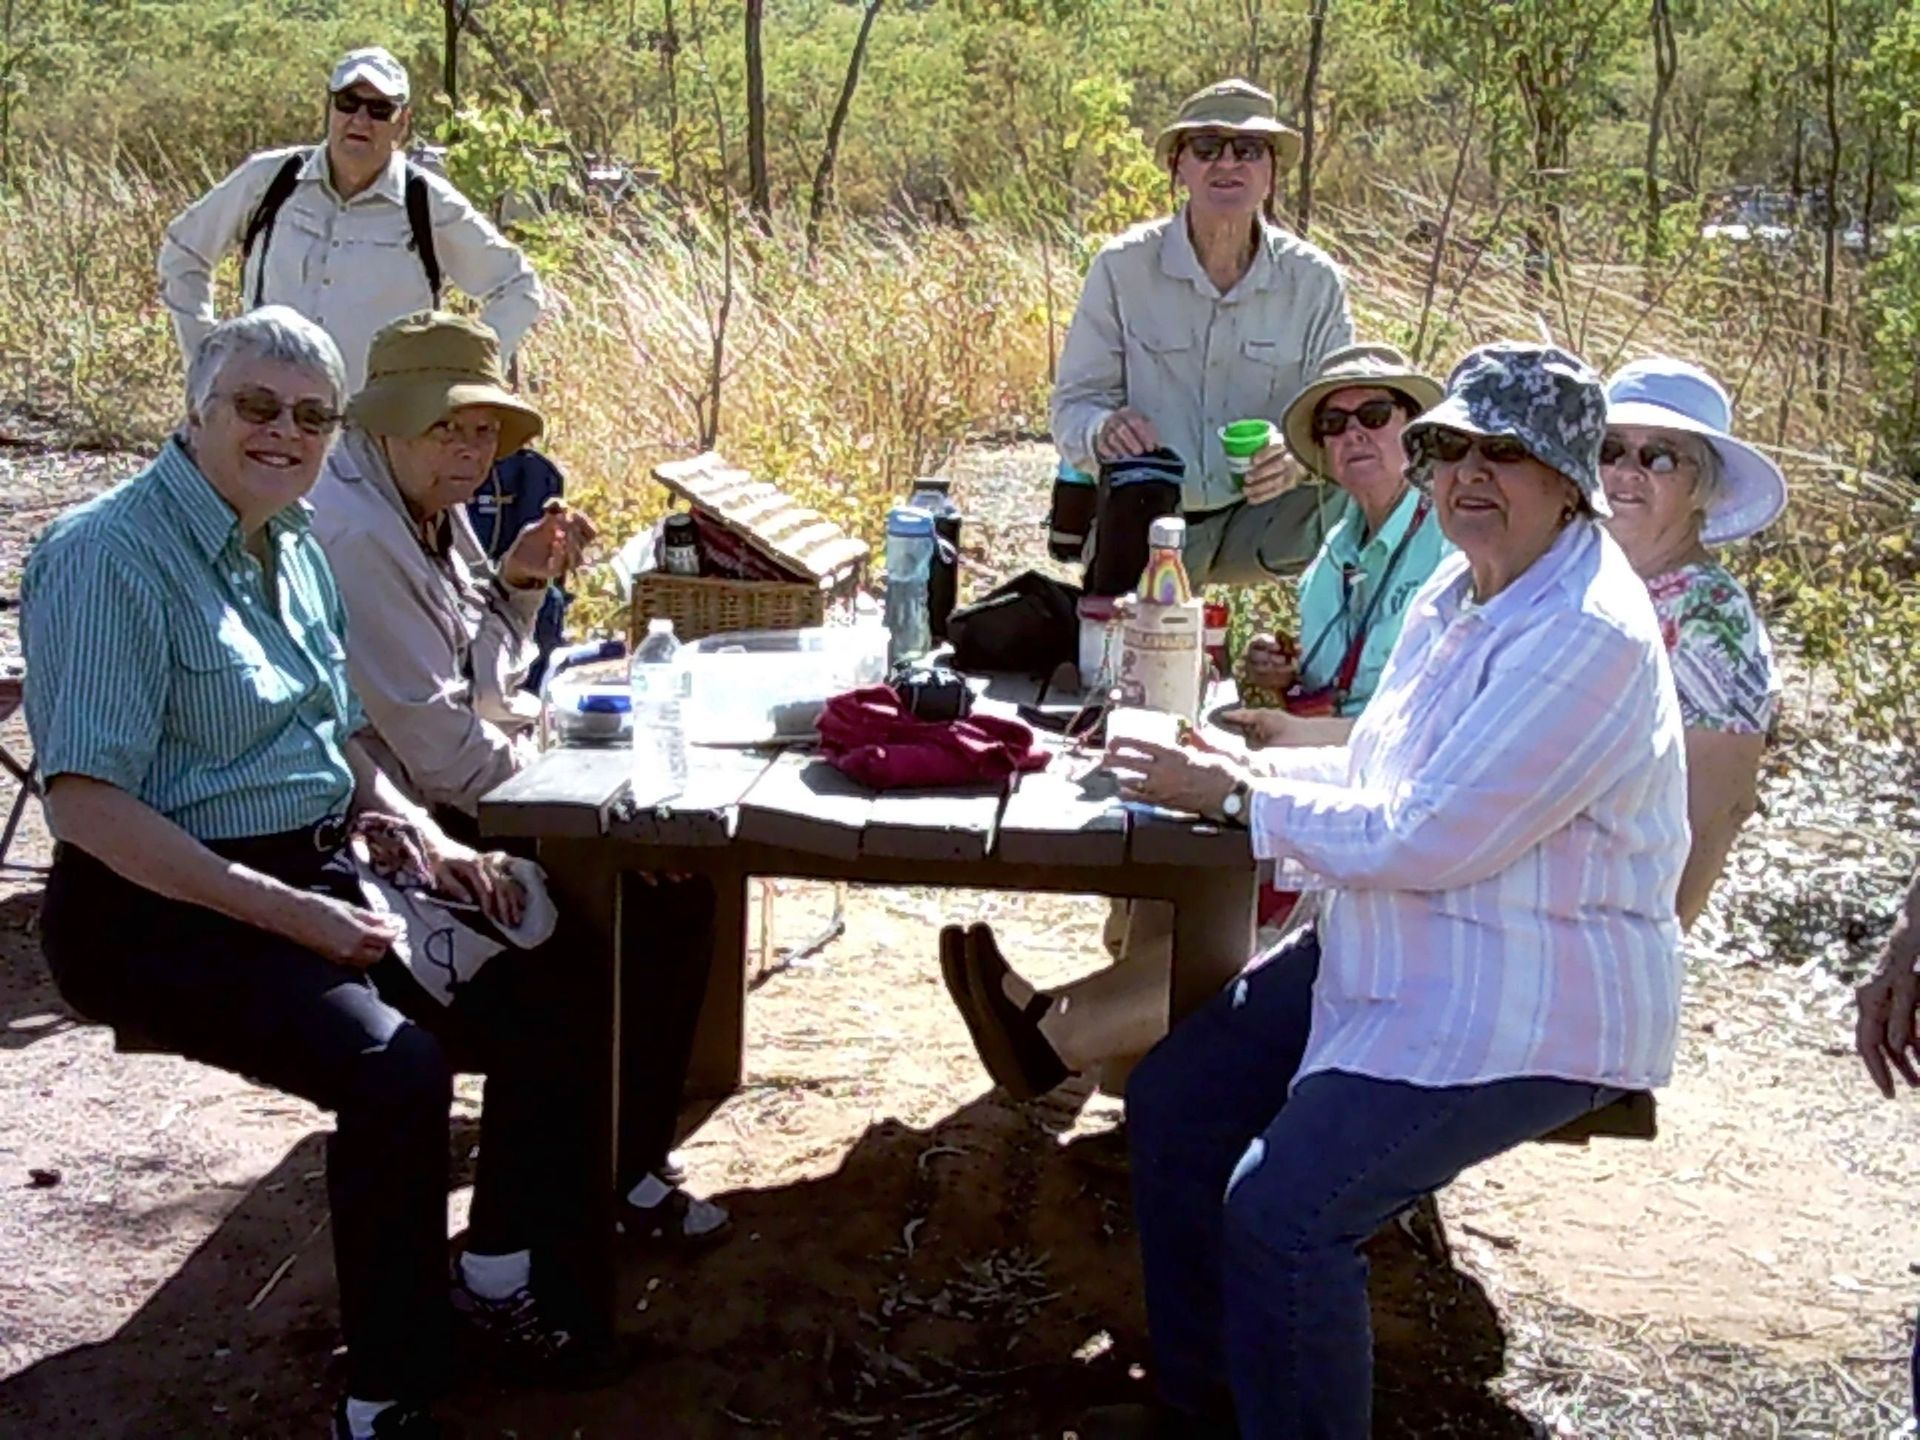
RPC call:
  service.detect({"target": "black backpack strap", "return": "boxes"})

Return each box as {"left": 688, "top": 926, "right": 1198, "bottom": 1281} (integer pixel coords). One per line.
{"left": 404, "top": 165, "right": 442, "bottom": 305}
{"left": 239, "top": 152, "right": 306, "bottom": 308}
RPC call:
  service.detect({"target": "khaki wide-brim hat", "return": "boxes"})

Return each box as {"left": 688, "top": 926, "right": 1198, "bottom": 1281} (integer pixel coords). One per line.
{"left": 1281, "top": 343, "right": 1444, "bottom": 477}
{"left": 1154, "top": 79, "right": 1303, "bottom": 170}
{"left": 347, "top": 311, "right": 543, "bottom": 457}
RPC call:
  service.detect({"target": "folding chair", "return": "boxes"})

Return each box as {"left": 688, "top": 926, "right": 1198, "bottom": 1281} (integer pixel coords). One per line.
{"left": 0, "top": 667, "right": 45, "bottom": 874}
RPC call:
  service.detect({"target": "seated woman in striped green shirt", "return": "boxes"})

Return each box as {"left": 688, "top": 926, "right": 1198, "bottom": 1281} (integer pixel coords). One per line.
{"left": 22, "top": 309, "right": 621, "bottom": 1440}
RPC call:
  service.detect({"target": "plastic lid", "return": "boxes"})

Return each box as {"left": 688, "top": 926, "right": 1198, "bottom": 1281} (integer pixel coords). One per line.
{"left": 646, "top": 617, "right": 677, "bottom": 636}
{"left": 910, "top": 476, "right": 953, "bottom": 495}
{"left": 1147, "top": 516, "right": 1187, "bottom": 548}
{"left": 886, "top": 505, "right": 935, "bottom": 537}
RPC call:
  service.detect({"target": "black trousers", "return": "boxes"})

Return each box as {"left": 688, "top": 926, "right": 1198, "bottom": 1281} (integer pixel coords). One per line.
{"left": 41, "top": 830, "right": 614, "bottom": 1403}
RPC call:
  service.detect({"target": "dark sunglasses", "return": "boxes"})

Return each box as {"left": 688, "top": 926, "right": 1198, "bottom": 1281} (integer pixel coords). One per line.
{"left": 1425, "top": 428, "right": 1535, "bottom": 467}
{"left": 222, "top": 388, "right": 342, "bottom": 437}
{"left": 1312, "top": 397, "right": 1406, "bottom": 441}
{"left": 1599, "top": 436, "right": 1693, "bottom": 475}
{"left": 331, "top": 90, "right": 400, "bottom": 122}
{"left": 1184, "top": 133, "right": 1271, "bottom": 164}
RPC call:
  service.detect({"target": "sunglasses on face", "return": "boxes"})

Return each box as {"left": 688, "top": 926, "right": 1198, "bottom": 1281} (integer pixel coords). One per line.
{"left": 1184, "top": 133, "right": 1271, "bottom": 164}
{"left": 331, "top": 90, "right": 400, "bottom": 122}
{"left": 1599, "top": 436, "right": 1693, "bottom": 475}
{"left": 1425, "top": 428, "right": 1535, "bottom": 467}
{"left": 223, "top": 388, "right": 341, "bottom": 437}
{"left": 1312, "top": 397, "right": 1404, "bottom": 441}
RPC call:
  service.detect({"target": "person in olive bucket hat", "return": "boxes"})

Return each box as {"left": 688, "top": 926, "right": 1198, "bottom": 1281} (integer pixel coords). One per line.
{"left": 1050, "top": 78, "right": 1355, "bottom": 589}
{"left": 310, "top": 312, "right": 735, "bottom": 1273}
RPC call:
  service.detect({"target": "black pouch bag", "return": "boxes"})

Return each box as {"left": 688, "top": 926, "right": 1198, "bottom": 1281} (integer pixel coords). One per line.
{"left": 1085, "top": 448, "right": 1184, "bottom": 597}
{"left": 890, "top": 660, "right": 975, "bottom": 722}
{"left": 946, "top": 570, "right": 1082, "bottom": 674}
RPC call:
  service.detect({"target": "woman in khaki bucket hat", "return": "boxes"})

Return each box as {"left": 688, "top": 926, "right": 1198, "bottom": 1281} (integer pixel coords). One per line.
{"left": 1050, "top": 78, "right": 1354, "bottom": 589}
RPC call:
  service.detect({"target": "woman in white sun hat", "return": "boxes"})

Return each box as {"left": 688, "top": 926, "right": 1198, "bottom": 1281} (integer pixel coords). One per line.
{"left": 1601, "top": 355, "right": 1788, "bottom": 929}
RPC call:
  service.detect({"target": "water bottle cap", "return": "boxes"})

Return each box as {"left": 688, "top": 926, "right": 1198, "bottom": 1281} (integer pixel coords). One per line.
{"left": 1148, "top": 516, "right": 1187, "bottom": 548}
{"left": 647, "top": 618, "right": 676, "bottom": 636}
{"left": 886, "top": 505, "right": 936, "bottom": 538}
{"left": 910, "top": 476, "right": 952, "bottom": 496}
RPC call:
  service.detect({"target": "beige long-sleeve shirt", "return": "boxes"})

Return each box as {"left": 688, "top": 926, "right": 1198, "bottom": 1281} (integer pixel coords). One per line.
{"left": 159, "top": 145, "right": 545, "bottom": 391}
{"left": 309, "top": 428, "right": 544, "bottom": 815}
{"left": 1051, "top": 208, "right": 1353, "bottom": 514}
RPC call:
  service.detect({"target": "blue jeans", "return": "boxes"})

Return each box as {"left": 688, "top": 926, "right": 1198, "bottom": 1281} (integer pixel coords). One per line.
{"left": 1127, "top": 929, "right": 1621, "bottom": 1439}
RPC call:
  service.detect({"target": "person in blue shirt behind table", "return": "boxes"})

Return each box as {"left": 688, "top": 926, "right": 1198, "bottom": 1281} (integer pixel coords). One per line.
{"left": 466, "top": 445, "right": 570, "bottom": 690}
{"left": 22, "top": 308, "right": 626, "bottom": 1440}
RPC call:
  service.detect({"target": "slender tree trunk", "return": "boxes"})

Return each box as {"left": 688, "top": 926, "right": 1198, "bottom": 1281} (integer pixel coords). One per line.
{"left": 806, "top": 0, "right": 882, "bottom": 261}
{"left": 1863, "top": 121, "right": 1881, "bottom": 260}
{"left": 0, "top": 0, "right": 16, "bottom": 189}
{"left": 1817, "top": 0, "right": 1840, "bottom": 411}
{"left": 1241, "top": 0, "right": 1263, "bottom": 87}
{"left": 662, "top": 0, "right": 682, "bottom": 195}
{"left": 1642, "top": 0, "right": 1677, "bottom": 299}
{"left": 744, "top": 0, "right": 770, "bottom": 222}
{"left": 1296, "top": 0, "right": 1327, "bottom": 235}
{"left": 442, "top": 0, "right": 461, "bottom": 109}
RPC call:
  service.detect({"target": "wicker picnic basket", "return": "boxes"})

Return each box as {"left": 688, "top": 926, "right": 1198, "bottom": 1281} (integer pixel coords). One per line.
{"left": 631, "top": 452, "right": 870, "bottom": 645}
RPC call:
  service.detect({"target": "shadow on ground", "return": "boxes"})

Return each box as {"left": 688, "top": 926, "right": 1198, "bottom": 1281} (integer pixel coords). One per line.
{"left": 0, "top": 890, "right": 76, "bottom": 1051}
{"left": 0, "top": 1057, "right": 1539, "bottom": 1439}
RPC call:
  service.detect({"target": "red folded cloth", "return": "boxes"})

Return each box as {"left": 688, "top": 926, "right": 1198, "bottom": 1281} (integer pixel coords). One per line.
{"left": 818, "top": 686, "right": 1050, "bottom": 791}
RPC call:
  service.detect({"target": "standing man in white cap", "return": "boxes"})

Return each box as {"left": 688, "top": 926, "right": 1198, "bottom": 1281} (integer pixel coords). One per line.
{"left": 158, "top": 46, "right": 544, "bottom": 391}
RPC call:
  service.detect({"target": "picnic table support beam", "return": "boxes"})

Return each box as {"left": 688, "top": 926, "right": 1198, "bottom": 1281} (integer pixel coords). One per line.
{"left": 1169, "top": 866, "right": 1261, "bottom": 1024}
{"left": 538, "top": 835, "right": 623, "bottom": 1325}
{"left": 687, "top": 865, "right": 751, "bottom": 1099}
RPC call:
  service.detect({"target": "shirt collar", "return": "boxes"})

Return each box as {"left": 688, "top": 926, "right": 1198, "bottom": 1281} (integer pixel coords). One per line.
{"left": 1430, "top": 517, "right": 1596, "bottom": 630}
{"left": 1328, "top": 485, "right": 1425, "bottom": 566}
{"left": 1160, "top": 204, "right": 1287, "bottom": 301}
{"left": 307, "top": 144, "right": 408, "bottom": 205}
{"left": 155, "top": 438, "right": 311, "bottom": 561}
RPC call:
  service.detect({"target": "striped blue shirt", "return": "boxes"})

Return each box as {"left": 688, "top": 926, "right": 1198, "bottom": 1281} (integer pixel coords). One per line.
{"left": 22, "top": 438, "right": 362, "bottom": 840}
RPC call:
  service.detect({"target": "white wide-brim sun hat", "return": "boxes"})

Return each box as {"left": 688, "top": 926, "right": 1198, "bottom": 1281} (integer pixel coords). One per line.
{"left": 1604, "top": 357, "right": 1787, "bottom": 545}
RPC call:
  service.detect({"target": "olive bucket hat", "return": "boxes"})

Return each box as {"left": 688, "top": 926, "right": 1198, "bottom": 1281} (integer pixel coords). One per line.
{"left": 347, "top": 311, "right": 543, "bottom": 458}
{"left": 1402, "top": 342, "right": 1610, "bottom": 517}
{"left": 1153, "top": 79, "right": 1303, "bottom": 169}
{"left": 1281, "top": 342, "right": 1444, "bottom": 477}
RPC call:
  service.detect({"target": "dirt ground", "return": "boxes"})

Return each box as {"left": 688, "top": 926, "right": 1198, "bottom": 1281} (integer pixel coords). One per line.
{"left": 2, "top": 442, "right": 1919, "bottom": 1438}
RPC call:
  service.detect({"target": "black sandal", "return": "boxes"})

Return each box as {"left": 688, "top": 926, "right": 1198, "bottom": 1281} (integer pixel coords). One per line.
{"left": 962, "top": 923, "right": 1069, "bottom": 1100}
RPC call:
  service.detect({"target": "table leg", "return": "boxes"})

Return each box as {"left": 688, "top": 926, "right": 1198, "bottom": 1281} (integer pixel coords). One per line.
{"left": 1169, "top": 867, "right": 1259, "bottom": 1024}
{"left": 686, "top": 866, "right": 751, "bottom": 1099}
{"left": 539, "top": 837, "right": 622, "bottom": 1329}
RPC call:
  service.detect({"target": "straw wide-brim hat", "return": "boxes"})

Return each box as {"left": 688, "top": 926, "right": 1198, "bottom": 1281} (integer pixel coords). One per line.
{"left": 1281, "top": 343, "right": 1444, "bottom": 477}
{"left": 1153, "top": 79, "right": 1302, "bottom": 169}
{"left": 1604, "top": 357, "right": 1787, "bottom": 545}
{"left": 347, "top": 311, "right": 543, "bottom": 457}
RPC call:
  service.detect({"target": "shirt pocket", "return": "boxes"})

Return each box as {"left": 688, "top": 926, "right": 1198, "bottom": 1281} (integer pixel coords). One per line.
{"left": 1239, "top": 337, "right": 1306, "bottom": 414}
{"left": 171, "top": 612, "right": 296, "bottom": 750}
{"left": 1126, "top": 316, "right": 1197, "bottom": 393}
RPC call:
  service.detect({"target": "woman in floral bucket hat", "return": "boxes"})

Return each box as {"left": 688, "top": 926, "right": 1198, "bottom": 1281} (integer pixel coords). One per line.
{"left": 1600, "top": 355, "right": 1786, "bottom": 929}
{"left": 1050, "top": 79, "right": 1354, "bottom": 588}
{"left": 1087, "top": 343, "right": 1689, "bottom": 1440}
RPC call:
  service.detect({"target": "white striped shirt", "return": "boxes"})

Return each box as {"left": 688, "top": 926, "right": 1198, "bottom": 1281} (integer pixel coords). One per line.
{"left": 1250, "top": 520, "right": 1689, "bottom": 1090}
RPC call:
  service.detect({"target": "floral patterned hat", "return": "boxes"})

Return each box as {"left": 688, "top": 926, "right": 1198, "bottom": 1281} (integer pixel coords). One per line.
{"left": 1401, "top": 342, "right": 1610, "bottom": 517}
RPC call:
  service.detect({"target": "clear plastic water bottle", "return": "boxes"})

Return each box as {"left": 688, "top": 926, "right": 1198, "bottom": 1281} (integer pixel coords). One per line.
{"left": 630, "top": 617, "right": 689, "bottom": 804}
{"left": 884, "top": 505, "right": 936, "bottom": 665}
{"left": 906, "top": 477, "right": 962, "bottom": 639}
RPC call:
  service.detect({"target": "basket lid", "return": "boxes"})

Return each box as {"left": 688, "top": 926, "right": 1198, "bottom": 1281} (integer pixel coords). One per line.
{"left": 652, "top": 451, "right": 870, "bottom": 584}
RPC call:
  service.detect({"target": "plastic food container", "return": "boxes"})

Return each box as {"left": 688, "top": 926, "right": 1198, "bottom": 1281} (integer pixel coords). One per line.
{"left": 681, "top": 623, "right": 889, "bottom": 745}
{"left": 547, "top": 681, "right": 633, "bottom": 747}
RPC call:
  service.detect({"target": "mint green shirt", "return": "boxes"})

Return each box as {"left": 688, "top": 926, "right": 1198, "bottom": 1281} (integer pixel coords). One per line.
{"left": 22, "top": 439, "right": 362, "bottom": 840}
{"left": 1294, "top": 486, "right": 1452, "bottom": 717}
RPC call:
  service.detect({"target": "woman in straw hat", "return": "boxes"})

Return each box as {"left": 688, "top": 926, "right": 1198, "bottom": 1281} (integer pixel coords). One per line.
{"left": 310, "top": 311, "right": 732, "bottom": 1260}
{"left": 1050, "top": 79, "right": 1354, "bottom": 586}
{"left": 1599, "top": 355, "right": 1787, "bottom": 929}
{"left": 938, "top": 344, "right": 1449, "bottom": 1114}
{"left": 1084, "top": 343, "right": 1687, "bottom": 1439}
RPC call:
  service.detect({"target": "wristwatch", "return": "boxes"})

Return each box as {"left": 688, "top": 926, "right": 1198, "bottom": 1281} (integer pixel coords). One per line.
{"left": 1217, "top": 777, "right": 1252, "bottom": 827}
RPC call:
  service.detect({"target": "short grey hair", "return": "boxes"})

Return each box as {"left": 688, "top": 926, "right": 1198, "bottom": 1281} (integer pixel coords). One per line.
{"left": 1685, "top": 433, "right": 1725, "bottom": 508}
{"left": 186, "top": 306, "right": 348, "bottom": 420}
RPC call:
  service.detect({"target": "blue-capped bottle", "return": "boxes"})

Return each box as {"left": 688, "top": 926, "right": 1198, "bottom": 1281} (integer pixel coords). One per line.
{"left": 883, "top": 505, "right": 936, "bottom": 666}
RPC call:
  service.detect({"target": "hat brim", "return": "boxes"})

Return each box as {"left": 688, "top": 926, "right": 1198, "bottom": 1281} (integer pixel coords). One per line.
{"left": 1403, "top": 399, "right": 1612, "bottom": 519}
{"left": 347, "top": 379, "right": 543, "bottom": 458}
{"left": 1154, "top": 118, "right": 1303, "bottom": 170}
{"left": 1604, "top": 399, "right": 1787, "bottom": 544}
{"left": 1282, "top": 372, "right": 1445, "bottom": 478}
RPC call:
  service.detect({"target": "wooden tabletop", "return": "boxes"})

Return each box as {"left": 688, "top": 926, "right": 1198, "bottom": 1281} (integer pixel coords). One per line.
{"left": 480, "top": 672, "right": 1253, "bottom": 872}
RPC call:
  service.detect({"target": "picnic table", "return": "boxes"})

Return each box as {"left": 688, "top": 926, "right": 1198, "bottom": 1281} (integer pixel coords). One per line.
{"left": 477, "top": 671, "right": 1259, "bottom": 1322}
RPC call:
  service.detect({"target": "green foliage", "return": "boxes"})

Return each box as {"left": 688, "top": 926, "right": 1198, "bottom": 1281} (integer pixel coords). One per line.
{"left": 437, "top": 93, "right": 570, "bottom": 220}
{"left": 1863, "top": 185, "right": 1920, "bottom": 472}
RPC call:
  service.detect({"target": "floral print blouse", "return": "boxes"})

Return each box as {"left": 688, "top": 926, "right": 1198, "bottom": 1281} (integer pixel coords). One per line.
{"left": 1646, "top": 560, "right": 1778, "bottom": 735}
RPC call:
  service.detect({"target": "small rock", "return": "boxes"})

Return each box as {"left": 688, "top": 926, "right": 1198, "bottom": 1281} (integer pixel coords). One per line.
{"left": 27, "top": 1168, "right": 59, "bottom": 1188}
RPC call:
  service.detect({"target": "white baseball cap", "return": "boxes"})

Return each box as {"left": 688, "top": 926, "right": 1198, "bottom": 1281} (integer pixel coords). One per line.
{"left": 329, "top": 47, "right": 410, "bottom": 103}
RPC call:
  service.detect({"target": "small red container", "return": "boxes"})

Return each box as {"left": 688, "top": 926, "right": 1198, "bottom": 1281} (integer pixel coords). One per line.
{"left": 1203, "top": 599, "right": 1231, "bottom": 680}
